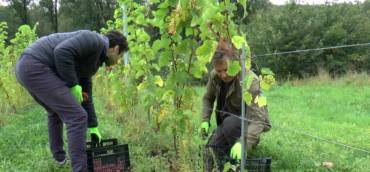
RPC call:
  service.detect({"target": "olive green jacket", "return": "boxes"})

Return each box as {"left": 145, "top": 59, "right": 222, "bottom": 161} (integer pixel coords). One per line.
{"left": 202, "top": 69, "right": 271, "bottom": 145}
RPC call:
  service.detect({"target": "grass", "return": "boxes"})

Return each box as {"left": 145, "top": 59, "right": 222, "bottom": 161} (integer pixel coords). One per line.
{"left": 0, "top": 73, "right": 370, "bottom": 171}
{"left": 0, "top": 106, "right": 71, "bottom": 172}
{"left": 254, "top": 72, "right": 370, "bottom": 171}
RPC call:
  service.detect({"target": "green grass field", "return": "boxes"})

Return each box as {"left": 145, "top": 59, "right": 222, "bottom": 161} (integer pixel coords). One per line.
{"left": 0, "top": 74, "right": 369, "bottom": 171}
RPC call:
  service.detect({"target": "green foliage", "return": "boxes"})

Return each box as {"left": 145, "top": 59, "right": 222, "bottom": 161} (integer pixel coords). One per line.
{"left": 5, "top": 0, "right": 32, "bottom": 24}
{"left": 58, "top": 0, "right": 117, "bottom": 32}
{"left": 0, "top": 23, "right": 36, "bottom": 115}
{"left": 0, "top": 6, "right": 21, "bottom": 40}
{"left": 260, "top": 68, "right": 276, "bottom": 91}
{"left": 255, "top": 78, "right": 370, "bottom": 171}
{"left": 231, "top": 35, "right": 246, "bottom": 49}
{"left": 95, "top": 0, "right": 273, "bottom": 170}
{"left": 245, "top": 2, "right": 370, "bottom": 78}
{"left": 39, "top": 0, "right": 58, "bottom": 32}
{"left": 227, "top": 60, "right": 241, "bottom": 76}
{"left": 0, "top": 22, "right": 8, "bottom": 51}
{"left": 2, "top": 76, "right": 370, "bottom": 171}
{"left": 10, "top": 24, "right": 38, "bottom": 57}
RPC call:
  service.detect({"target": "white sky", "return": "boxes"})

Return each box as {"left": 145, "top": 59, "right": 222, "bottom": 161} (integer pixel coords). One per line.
{"left": 270, "top": 0, "right": 365, "bottom": 5}
{"left": 0, "top": 0, "right": 366, "bottom": 6}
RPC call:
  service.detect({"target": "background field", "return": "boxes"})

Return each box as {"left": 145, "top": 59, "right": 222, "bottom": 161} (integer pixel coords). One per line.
{"left": 1, "top": 72, "right": 369, "bottom": 171}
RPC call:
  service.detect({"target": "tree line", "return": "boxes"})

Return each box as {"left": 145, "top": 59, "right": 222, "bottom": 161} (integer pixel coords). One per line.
{"left": 244, "top": 0, "right": 370, "bottom": 78}
{"left": 0, "top": 0, "right": 116, "bottom": 39}
{"left": 1, "top": 0, "right": 370, "bottom": 78}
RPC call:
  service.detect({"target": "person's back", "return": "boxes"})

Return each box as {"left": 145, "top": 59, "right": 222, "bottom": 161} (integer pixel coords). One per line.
{"left": 24, "top": 31, "right": 82, "bottom": 66}
{"left": 22, "top": 30, "right": 107, "bottom": 87}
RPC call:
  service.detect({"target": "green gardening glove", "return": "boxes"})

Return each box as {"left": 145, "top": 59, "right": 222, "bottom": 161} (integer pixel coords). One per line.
{"left": 89, "top": 127, "right": 102, "bottom": 143}
{"left": 70, "top": 85, "right": 83, "bottom": 104}
{"left": 200, "top": 122, "right": 210, "bottom": 138}
{"left": 230, "top": 142, "right": 242, "bottom": 160}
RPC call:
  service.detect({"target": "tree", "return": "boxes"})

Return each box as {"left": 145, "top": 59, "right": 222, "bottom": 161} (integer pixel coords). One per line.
{"left": 0, "top": 5, "right": 22, "bottom": 40}
{"left": 5, "top": 0, "right": 32, "bottom": 25}
{"left": 59, "top": 0, "right": 116, "bottom": 31}
{"left": 245, "top": 2, "right": 370, "bottom": 78}
{"left": 39, "top": 0, "right": 58, "bottom": 32}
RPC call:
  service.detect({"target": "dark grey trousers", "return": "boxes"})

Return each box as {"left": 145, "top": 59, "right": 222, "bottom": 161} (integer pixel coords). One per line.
{"left": 15, "top": 54, "right": 87, "bottom": 172}
{"left": 208, "top": 115, "right": 241, "bottom": 157}
{"left": 208, "top": 115, "right": 262, "bottom": 156}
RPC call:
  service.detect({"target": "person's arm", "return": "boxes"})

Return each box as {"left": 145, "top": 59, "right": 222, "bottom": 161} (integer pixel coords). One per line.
{"left": 54, "top": 30, "right": 100, "bottom": 87}
{"left": 80, "top": 77, "right": 98, "bottom": 128}
{"left": 202, "top": 71, "right": 217, "bottom": 123}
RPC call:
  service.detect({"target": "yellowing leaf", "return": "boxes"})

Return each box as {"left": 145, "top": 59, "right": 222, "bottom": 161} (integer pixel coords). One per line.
{"left": 232, "top": 35, "right": 245, "bottom": 49}
{"left": 154, "top": 75, "right": 164, "bottom": 87}
{"left": 254, "top": 95, "right": 259, "bottom": 104}
{"left": 257, "top": 95, "right": 267, "bottom": 107}
{"left": 158, "top": 106, "right": 169, "bottom": 123}
{"left": 167, "top": 2, "right": 182, "bottom": 35}
{"left": 260, "top": 75, "right": 276, "bottom": 91}
{"left": 168, "top": 18, "right": 177, "bottom": 35}
{"left": 260, "top": 80, "right": 271, "bottom": 91}
{"left": 137, "top": 82, "right": 145, "bottom": 90}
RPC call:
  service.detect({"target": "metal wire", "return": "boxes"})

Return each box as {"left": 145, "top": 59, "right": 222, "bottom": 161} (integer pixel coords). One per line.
{"left": 252, "top": 42, "right": 370, "bottom": 58}
{"left": 208, "top": 108, "right": 370, "bottom": 155}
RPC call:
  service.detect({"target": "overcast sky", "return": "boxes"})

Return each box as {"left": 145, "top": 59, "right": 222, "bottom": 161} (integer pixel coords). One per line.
{"left": 270, "top": 0, "right": 365, "bottom": 5}
{"left": 0, "top": 0, "right": 366, "bottom": 6}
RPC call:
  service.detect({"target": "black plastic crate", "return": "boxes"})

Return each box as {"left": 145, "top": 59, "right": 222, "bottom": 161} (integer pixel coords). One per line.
{"left": 203, "top": 145, "right": 271, "bottom": 172}
{"left": 245, "top": 157, "right": 272, "bottom": 172}
{"left": 86, "top": 139, "right": 131, "bottom": 172}
{"left": 224, "top": 157, "right": 272, "bottom": 172}
{"left": 87, "top": 139, "right": 118, "bottom": 149}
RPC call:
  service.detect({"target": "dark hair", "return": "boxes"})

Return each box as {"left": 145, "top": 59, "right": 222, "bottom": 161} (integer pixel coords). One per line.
{"left": 211, "top": 39, "right": 237, "bottom": 65}
{"left": 104, "top": 31, "right": 129, "bottom": 54}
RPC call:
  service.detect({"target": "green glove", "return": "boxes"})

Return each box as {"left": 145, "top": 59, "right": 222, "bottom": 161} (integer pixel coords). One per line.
{"left": 89, "top": 127, "right": 102, "bottom": 143}
{"left": 230, "top": 142, "right": 242, "bottom": 160}
{"left": 70, "top": 85, "right": 83, "bottom": 104}
{"left": 200, "top": 122, "right": 210, "bottom": 137}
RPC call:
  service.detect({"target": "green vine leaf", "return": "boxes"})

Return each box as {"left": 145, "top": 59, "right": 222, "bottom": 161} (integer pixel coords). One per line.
{"left": 196, "top": 40, "right": 218, "bottom": 63}
{"left": 191, "top": 61, "right": 206, "bottom": 79}
{"left": 244, "top": 74, "right": 254, "bottom": 91}
{"left": 227, "top": 60, "right": 241, "bottom": 76}
{"left": 261, "top": 68, "right": 275, "bottom": 76}
{"left": 232, "top": 35, "right": 245, "bottom": 49}
{"left": 159, "top": 50, "right": 171, "bottom": 67}
{"left": 243, "top": 92, "right": 252, "bottom": 105}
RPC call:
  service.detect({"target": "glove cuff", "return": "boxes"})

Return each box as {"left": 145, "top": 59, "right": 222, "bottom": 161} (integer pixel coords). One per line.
{"left": 201, "top": 121, "right": 209, "bottom": 126}
{"left": 89, "top": 127, "right": 98, "bottom": 133}
{"left": 71, "top": 85, "right": 82, "bottom": 91}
